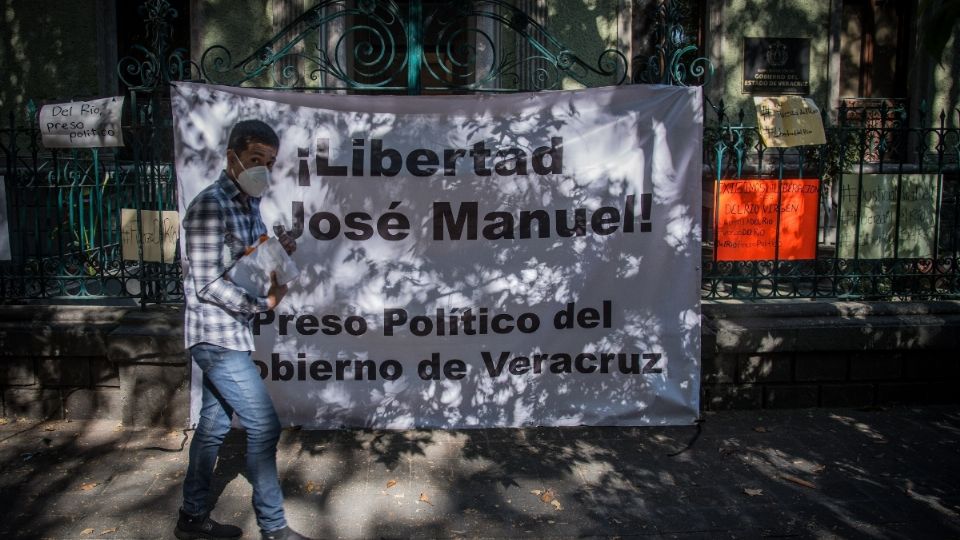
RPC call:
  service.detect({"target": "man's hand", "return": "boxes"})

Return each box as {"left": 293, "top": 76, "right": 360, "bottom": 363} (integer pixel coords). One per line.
{"left": 277, "top": 230, "right": 297, "bottom": 256}
{"left": 266, "top": 271, "right": 289, "bottom": 311}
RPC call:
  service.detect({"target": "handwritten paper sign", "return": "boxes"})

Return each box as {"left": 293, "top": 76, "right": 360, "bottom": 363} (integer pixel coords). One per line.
{"left": 39, "top": 96, "right": 125, "bottom": 148}
{"left": 716, "top": 178, "right": 819, "bottom": 261}
{"left": 754, "top": 96, "right": 826, "bottom": 148}
{"left": 0, "top": 176, "right": 10, "bottom": 261}
{"left": 838, "top": 174, "right": 938, "bottom": 259}
{"left": 121, "top": 209, "right": 179, "bottom": 262}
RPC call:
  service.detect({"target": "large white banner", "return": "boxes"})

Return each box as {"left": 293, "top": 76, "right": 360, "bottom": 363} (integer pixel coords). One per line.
{"left": 172, "top": 82, "right": 702, "bottom": 429}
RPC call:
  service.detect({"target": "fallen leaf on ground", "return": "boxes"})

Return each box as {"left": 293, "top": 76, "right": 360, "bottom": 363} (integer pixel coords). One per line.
{"left": 80, "top": 528, "right": 94, "bottom": 536}
{"left": 100, "top": 528, "right": 117, "bottom": 535}
{"left": 743, "top": 488, "right": 764, "bottom": 496}
{"left": 80, "top": 482, "right": 98, "bottom": 491}
{"left": 418, "top": 492, "right": 433, "bottom": 506}
{"left": 781, "top": 474, "right": 816, "bottom": 489}
{"left": 386, "top": 479, "right": 397, "bottom": 489}
{"left": 532, "top": 488, "right": 561, "bottom": 509}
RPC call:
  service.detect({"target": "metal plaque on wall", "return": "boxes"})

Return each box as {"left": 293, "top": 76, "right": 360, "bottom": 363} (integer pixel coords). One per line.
{"left": 742, "top": 37, "right": 811, "bottom": 95}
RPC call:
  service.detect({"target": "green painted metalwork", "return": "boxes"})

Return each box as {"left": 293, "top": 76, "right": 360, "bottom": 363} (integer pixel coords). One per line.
{"left": 702, "top": 100, "right": 960, "bottom": 300}
{"left": 406, "top": 1, "right": 423, "bottom": 94}
{"left": 0, "top": 108, "right": 180, "bottom": 303}
{"left": 198, "top": 0, "right": 630, "bottom": 92}
{"left": 0, "top": 0, "right": 183, "bottom": 304}
{"left": 635, "top": 0, "right": 712, "bottom": 86}
{"left": 22, "top": 1, "right": 956, "bottom": 305}
{"left": 117, "top": 0, "right": 199, "bottom": 90}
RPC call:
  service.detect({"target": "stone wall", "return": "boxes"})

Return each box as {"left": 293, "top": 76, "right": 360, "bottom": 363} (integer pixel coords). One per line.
{"left": 1, "top": 301, "right": 958, "bottom": 427}
{"left": 702, "top": 301, "right": 960, "bottom": 410}
{"left": 0, "top": 305, "right": 189, "bottom": 428}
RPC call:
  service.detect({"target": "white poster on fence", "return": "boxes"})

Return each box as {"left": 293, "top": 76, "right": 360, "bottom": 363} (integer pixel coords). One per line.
{"left": 38, "top": 96, "right": 125, "bottom": 148}
{"left": 171, "top": 81, "right": 703, "bottom": 429}
{"left": 838, "top": 173, "right": 939, "bottom": 259}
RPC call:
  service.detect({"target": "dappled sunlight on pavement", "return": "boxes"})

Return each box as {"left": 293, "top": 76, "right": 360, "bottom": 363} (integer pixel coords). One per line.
{"left": 0, "top": 407, "right": 957, "bottom": 538}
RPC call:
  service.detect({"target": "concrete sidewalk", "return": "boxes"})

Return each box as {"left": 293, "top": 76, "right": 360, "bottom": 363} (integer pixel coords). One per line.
{"left": 0, "top": 406, "right": 958, "bottom": 539}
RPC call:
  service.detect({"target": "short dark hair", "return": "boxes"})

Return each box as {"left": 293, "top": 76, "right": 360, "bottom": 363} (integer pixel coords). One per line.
{"left": 227, "top": 119, "right": 280, "bottom": 153}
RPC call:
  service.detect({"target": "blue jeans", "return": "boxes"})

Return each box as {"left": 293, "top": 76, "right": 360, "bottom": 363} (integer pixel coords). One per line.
{"left": 182, "top": 343, "right": 287, "bottom": 533}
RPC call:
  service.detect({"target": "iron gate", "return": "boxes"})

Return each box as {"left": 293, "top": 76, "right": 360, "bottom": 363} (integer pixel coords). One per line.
{"left": 3, "top": 0, "right": 956, "bottom": 305}
{"left": 0, "top": 0, "right": 705, "bottom": 305}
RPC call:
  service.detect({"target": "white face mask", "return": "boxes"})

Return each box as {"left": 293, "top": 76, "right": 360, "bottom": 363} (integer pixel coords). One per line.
{"left": 231, "top": 151, "right": 271, "bottom": 198}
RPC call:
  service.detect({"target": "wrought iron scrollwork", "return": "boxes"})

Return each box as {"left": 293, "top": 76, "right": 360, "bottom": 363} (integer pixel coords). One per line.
{"left": 201, "top": 0, "right": 409, "bottom": 89}
{"left": 418, "top": 1, "right": 627, "bottom": 91}
{"left": 636, "top": 0, "right": 712, "bottom": 86}
{"left": 198, "top": 0, "right": 630, "bottom": 92}
{"left": 117, "top": 0, "right": 199, "bottom": 90}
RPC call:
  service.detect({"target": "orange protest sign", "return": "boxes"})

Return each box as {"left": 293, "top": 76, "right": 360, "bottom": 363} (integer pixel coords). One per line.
{"left": 715, "top": 179, "right": 819, "bottom": 261}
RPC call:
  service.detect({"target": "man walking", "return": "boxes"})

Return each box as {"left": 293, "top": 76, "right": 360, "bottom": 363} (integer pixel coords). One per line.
{"left": 176, "top": 119, "right": 308, "bottom": 540}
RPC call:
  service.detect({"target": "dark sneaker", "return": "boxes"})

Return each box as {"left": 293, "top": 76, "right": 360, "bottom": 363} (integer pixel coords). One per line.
{"left": 174, "top": 509, "right": 242, "bottom": 540}
{"left": 261, "top": 525, "right": 312, "bottom": 540}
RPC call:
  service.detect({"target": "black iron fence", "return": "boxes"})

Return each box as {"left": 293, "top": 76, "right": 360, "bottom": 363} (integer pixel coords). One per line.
{"left": 1, "top": 0, "right": 958, "bottom": 304}
{"left": 702, "top": 100, "right": 960, "bottom": 300}
{"left": 3, "top": 97, "right": 958, "bottom": 304}
{"left": 0, "top": 92, "right": 182, "bottom": 305}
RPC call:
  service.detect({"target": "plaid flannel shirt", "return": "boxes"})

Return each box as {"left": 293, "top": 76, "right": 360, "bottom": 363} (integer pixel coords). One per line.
{"left": 183, "top": 171, "right": 268, "bottom": 351}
